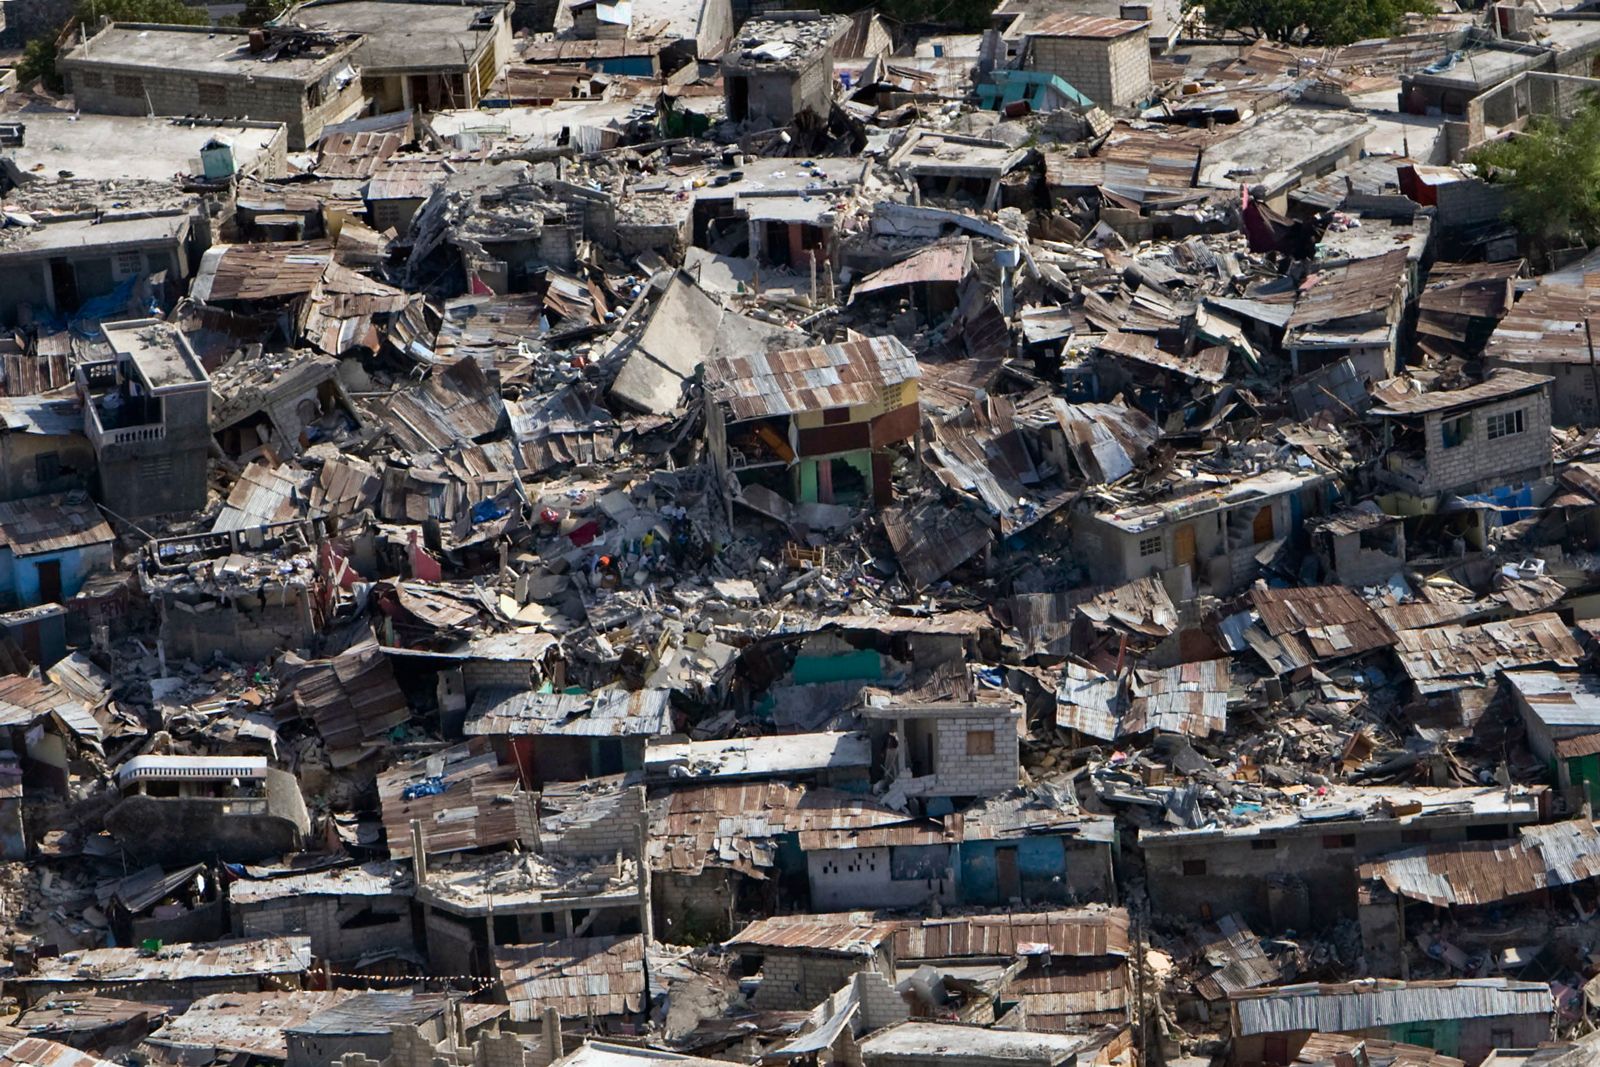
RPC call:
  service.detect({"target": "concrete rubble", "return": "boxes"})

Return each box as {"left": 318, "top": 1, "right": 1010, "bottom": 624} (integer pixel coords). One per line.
{"left": 1, "top": 0, "right": 1600, "bottom": 1066}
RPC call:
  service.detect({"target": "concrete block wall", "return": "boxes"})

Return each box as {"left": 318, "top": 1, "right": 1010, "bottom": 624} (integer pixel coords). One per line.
{"left": 542, "top": 783, "right": 645, "bottom": 859}
{"left": 1416, "top": 387, "right": 1551, "bottom": 495}
{"left": 854, "top": 970, "right": 910, "bottom": 1030}
{"left": 933, "top": 714, "right": 1018, "bottom": 797}
{"left": 1027, "top": 29, "right": 1150, "bottom": 109}
{"left": 463, "top": 658, "right": 536, "bottom": 693}
{"left": 60, "top": 59, "right": 360, "bottom": 149}
{"left": 754, "top": 951, "right": 866, "bottom": 1011}
{"left": 653, "top": 869, "right": 734, "bottom": 941}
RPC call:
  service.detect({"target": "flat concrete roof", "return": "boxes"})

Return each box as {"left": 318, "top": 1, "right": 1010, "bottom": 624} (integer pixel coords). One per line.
{"left": 2, "top": 112, "right": 283, "bottom": 183}
{"left": 289, "top": 0, "right": 505, "bottom": 71}
{"left": 60, "top": 23, "right": 355, "bottom": 81}
{"left": 0, "top": 212, "right": 191, "bottom": 260}
{"left": 102, "top": 318, "right": 209, "bottom": 389}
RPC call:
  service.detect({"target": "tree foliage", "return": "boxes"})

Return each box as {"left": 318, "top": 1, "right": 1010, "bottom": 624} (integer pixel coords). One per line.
{"left": 17, "top": 36, "right": 63, "bottom": 92}
{"left": 1472, "top": 99, "right": 1600, "bottom": 250}
{"left": 1187, "top": 0, "right": 1430, "bottom": 45}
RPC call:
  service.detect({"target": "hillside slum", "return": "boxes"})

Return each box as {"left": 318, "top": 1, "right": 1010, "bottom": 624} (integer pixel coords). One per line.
{"left": 3, "top": 1, "right": 1600, "bottom": 1067}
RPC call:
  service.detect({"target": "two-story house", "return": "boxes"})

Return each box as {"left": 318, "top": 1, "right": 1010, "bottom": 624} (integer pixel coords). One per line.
{"left": 1371, "top": 370, "right": 1553, "bottom": 541}
{"left": 78, "top": 320, "right": 212, "bottom": 519}
{"left": 705, "top": 335, "right": 920, "bottom": 511}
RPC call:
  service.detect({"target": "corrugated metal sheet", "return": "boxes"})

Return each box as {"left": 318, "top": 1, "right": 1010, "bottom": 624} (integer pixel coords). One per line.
{"left": 710, "top": 336, "right": 920, "bottom": 421}
{"left": 143, "top": 991, "right": 355, "bottom": 1060}
{"left": 1395, "top": 613, "right": 1582, "bottom": 694}
{"left": 1028, "top": 13, "right": 1147, "bottom": 36}
{"left": 1286, "top": 250, "right": 1409, "bottom": 330}
{"left": 464, "top": 687, "right": 672, "bottom": 738}
{"left": 191, "top": 243, "right": 334, "bottom": 303}
{"left": 0, "top": 675, "right": 101, "bottom": 741}
{"left": 1231, "top": 979, "right": 1552, "bottom": 1037}
{"left": 893, "top": 908, "right": 1131, "bottom": 959}
{"left": 1250, "top": 586, "right": 1398, "bottom": 667}
{"left": 1358, "top": 819, "right": 1600, "bottom": 907}
{"left": 1, "top": 1038, "right": 120, "bottom": 1067}
{"left": 1096, "top": 331, "right": 1228, "bottom": 384}
{"left": 15, "top": 996, "right": 166, "bottom": 1037}
{"left": 1296, "top": 1033, "right": 1464, "bottom": 1067}
{"left": 19, "top": 937, "right": 312, "bottom": 986}
{"left": 0, "top": 495, "right": 113, "bottom": 558}
{"left": 852, "top": 240, "right": 970, "bottom": 299}
{"left": 495, "top": 936, "right": 646, "bottom": 1021}
{"left": 1486, "top": 278, "right": 1600, "bottom": 366}
{"left": 1370, "top": 370, "right": 1552, "bottom": 417}
{"left": 727, "top": 915, "right": 898, "bottom": 956}
{"left": 378, "top": 741, "right": 535, "bottom": 858}
{"left": 274, "top": 639, "right": 409, "bottom": 762}
{"left": 1056, "top": 661, "right": 1122, "bottom": 742}
{"left": 1123, "top": 659, "right": 1228, "bottom": 737}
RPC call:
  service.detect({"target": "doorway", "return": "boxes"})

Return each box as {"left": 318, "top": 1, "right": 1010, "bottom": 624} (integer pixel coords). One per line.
{"left": 47, "top": 260, "right": 78, "bottom": 314}
{"left": 996, "top": 846, "right": 1021, "bottom": 900}
{"left": 36, "top": 560, "right": 61, "bottom": 605}
{"left": 1252, "top": 505, "right": 1275, "bottom": 543}
{"left": 1174, "top": 523, "right": 1197, "bottom": 566}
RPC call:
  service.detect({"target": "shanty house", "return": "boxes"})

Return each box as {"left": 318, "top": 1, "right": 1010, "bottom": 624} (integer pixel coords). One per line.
{"left": 801, "top": 793, "right": 1116, "bottom": 911}
{"left": 1071, "top": 467, "right": 1331, "bottom": 597}
{"left": 0, "top": 208, "right": 199, "bottom": 329}
{"left": 861, "top": 699, "right": 1019, "bottom": 802}
{"left": 1307, "top": 503, "right": 1406, "bottom": 587}
{"left": 0, "top": 494, "right": 114, "bottom": 609}
{"left": 1503, "top": 670, "right": 1600, "bottom": 807}
{"left": 1139, "top": 786, "right": 1544, "bottom": 932}
{"left": 229, "top": 862, "right": 415, "bottom": 966}
{"left": 8, "top": 937, "right": 313, "bottom": 1009}
{"left": 1485, "top": 278, "right": 1600, "bottom": 425}
{"left": 103, "top": 754, "right": 310, "bottom": 864}
{"left": 1021, "top": 15, "right": 1151, "bottom": 110}
{"left": 893, "top": 908, "right": 1132, "bottom": 1032}
{"left": 1284, "top": 250, "right": 1411, "bottom": 382}
{"left": 721, "top": 13, "right": 849, "bottom": 125}
{"left": 0, "top": 397, "right": 97, "bottom": 504}
{"left": 79, "top": 319, "right": 211, "bottom": 519}
{"left": 1356, "top": 820, "right": 1600, "bottom": 977}
{"left": 727, "top": 915, "right": 898, "bottom": 1011}
{"left": 281, "top": 0, "right": 514, "bottom": 113}
{"left": 1372, "top": 371, "right": 1553, "bottom": 522}
{"left": 57, "top": 24, "right": 364, "bottom": 151}
{"left": 1229, "top": 979, "right": 1553, "bottom": 1067}
{"left": 705, "top": 336, "right": 920, "bottom": 510}
{"left": 0, "top": 673, "right": 103, "bottom": 795}
{"left": 284, "top": 992, "right": 460, "bottom": 1067}
{"left": 463, "top": 687, "right": 673, "bottom": 784}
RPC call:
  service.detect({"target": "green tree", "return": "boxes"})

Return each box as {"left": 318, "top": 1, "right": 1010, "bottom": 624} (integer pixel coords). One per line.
{"left": 16, "top": 36, "right": 63, "bottom": 92}
{"left": 237, "top": 0, "right": 292, "bottom": 26}
{"left": 1472, "top": 98, "right": 1600, "bottom": 251}
{"left": 1185, "top": 0, "right": 1430, "bottom": 45}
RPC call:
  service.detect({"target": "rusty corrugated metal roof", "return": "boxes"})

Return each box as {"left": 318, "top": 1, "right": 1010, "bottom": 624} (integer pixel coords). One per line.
{"left": 1369, "top": 369, "right": 1551, "bottom": 417}
{"left": 892, "top": 908, "right": 1131, "bottom": 960}
{"left": 1028, "top": 13, "right": 1148, "bottom": 36}
{"left": 495, "top": 936, "right": 646, "bottom": 1021}
{"left": 710, "top": 336, "right": 920, "bottom": 421}
{"left": 1358, "top": 819, "right": 1600, "bottom": 907}
{"left": 727, "top": 914, "right": 898, "bottom": 956}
